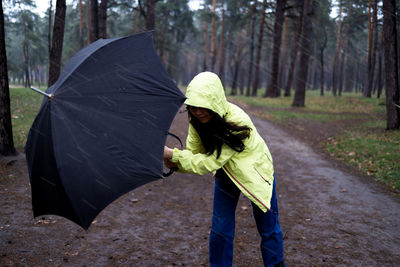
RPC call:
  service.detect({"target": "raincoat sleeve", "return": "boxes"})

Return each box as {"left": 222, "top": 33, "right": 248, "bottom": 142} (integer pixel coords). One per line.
{"left": 171, "top": 143, "right": 237, "bottom": 175}
{"left": 186, "top": 124, "right": 206, "bottom": 154}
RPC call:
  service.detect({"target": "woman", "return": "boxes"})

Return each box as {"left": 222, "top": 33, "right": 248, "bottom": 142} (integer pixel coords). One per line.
{"left": 164, "top": 72, "right": 285, "bottom": 267}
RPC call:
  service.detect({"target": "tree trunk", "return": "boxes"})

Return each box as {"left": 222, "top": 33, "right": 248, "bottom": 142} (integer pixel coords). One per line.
{"left": 90, "top": 0, "right": 98, "bottom": 42}
{"left": 210, "top": 0, "right": 217, "bottom": 71}
{"left": 365, "top": 0, "right": 374, "bottom": 97}
{"left": 0, "top": 0, "right": 16, "bottom": 156}
{"left": 265, "top": 0, "right": 287, "bottom": 97}
{"left": 284, "top": 0, "right": 304, "bottom": 97}
{"left": 332, "top": 0, "right": 343, "bottom": 96}
{"left": 232, "top": 22, "right": 248, "bottom": 95}
{"left": 292, "top": 0, "right": 313, "bottom": 107}
{"left": 377, "top": 27, "right": 384, "bottom": 98}
{"left": 246, "top": 1, "right": 257, "bottom": 96}
{"left": 252, "top": 0, "right": 268, "bottom": 96}
{"left": 86, "top": 0, "right": 91, "bottom": 44}
{"left": 98, "top": 0, "right": 107, "bottom": 39}
{"left": 48, "top": 0, "right": 66, "bottom": 87}
{"left": 48, "top": 0, "right": 53, "bottom": 58}
{"left": 383, "top": 0, "right": 400, "bottom": 129}
{"left": 79, "top": 0, "right": 84, "bottom": 48}
{"left": 23, "top": 26, "right": 31, "bottom": 88}
{"left": 371, "top": 0, "right": 379, "bottom": 95}
{"left": 320, "top": 26, "right": 327, "bottom": 96}
{"left": 217, "top": 0, "right": 225, "bottom": 83}
{"left": 279, "top": 15, "right": 289, "bottom": 92}
{"left": 134, "top": 6, "right": 140, "bottom": 33}
{"left": 146, "top": 0, "right": 155, "bottom": 30}
{"left": 202, "top": 19, "right": 208, "bottom": 71}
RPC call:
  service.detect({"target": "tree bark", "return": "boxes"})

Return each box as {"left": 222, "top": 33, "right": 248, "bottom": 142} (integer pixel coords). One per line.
{"left": 90, "top": 0, "right": 98, "bottom": 42}
{"left": 0, "top": 0, "right": 16, "bottom": 156}
{"left": 383, "top": 0, "right": 400, "bottom": 129}
{"left": 278, "top": 15, "right": 289, "bottom": 92}
{"left": 332, "top": 0, "right": 343, "bottom": 96}
{"left": 252, "top": 0, "right": 268, "bottom": 96}
{"left": 48, "top": 0, "right": 53, "bottom": 57}
{"left": 98, "top": 0, "right": 107, "bottom": 39}
{"left": 217, "top": 0, "right": 225, "bottom": 83}
{"left": 23, "top": 25, "right": 31, "bottom": 88}
{"left": 146, "top": 0, "right": 155, "bottom": 30}
{"left": 202, "top": 19, "right": 208, "bottom": 71}
{"left": 86, "top": 0, "right": 91, "bottom": 44}
{"left": 320, "top": 26, "right": 327, "bottom": 96}
{"left": 265, "top": 0, "right": 287, "bottom": 97}
{"left": 246, "top": 1, "right": 257, "bottom": 96}
{"left": 284, "top": 0, "right": 304, "bottom": 97}
{"left": 365, "top": 0, "right": 374, "bottom": 97}
{"left": 48, "top": 0, "right": 66, "bottom": 87}
{"left": 210, "top": 0, "right": 217, "bottom": 71}
{"left": 371, "top": 0, "right": 379, "bottom": 95}
{"left": 79, "top": 0, "right": 84, "bottom": 48}
{"left": 292, "top": 0, "right": 313, "bottom": 107}
{"left": 377, "top": 27, "right": 384, "bottom": 98}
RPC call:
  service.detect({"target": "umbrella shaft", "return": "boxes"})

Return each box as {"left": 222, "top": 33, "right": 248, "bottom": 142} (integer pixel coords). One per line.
{"left": 30, "top": 87, "right": 52, "bottom": 98}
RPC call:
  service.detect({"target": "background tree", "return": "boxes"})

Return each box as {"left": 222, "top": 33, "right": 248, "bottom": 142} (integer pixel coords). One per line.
{"left": 0, "top": 0, "right": 15, "bottom": 156}
{"left": 98, "top": 0, "right": 107, "bottom": 38}
{"left": 284, "top": 0, "right": 304, "bottom": 97}
{"left": 383, "top": 0, "right": 400, "bottom": 129}
{"left": 266, "top": 0, "right": 287, "bottom": 97}
{"left": 48, "top": 0, "right": 66, "bottom": 87}
{"left": 292, "top": 0, "right": 314, "bottom": 107}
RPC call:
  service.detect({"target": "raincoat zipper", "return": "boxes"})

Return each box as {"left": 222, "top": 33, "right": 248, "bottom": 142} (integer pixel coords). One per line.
{"left": 223, "top": 166, "right": 269, "bottom": 211}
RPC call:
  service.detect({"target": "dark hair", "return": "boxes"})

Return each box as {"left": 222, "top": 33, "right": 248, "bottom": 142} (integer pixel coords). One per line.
{"left": 188, "top": 107, "right": 251, "bottom": 158}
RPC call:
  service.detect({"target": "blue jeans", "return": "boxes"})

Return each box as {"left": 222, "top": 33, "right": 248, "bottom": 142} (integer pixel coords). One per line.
{"left": 209, "top": 172, "right": 284, "bottom": 267}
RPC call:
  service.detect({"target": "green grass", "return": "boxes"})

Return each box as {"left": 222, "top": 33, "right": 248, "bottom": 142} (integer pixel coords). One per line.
{"left": 10, "top": 87, "right": 43, "bottom": 148}
{"left": 324, "top": 129, "right": 400, "bottom": 191}
{"left": 230, "top": 90, "right": 400, "bottom": 193}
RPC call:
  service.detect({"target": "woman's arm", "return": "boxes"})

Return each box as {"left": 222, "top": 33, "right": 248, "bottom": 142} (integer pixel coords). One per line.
{"left": 170, "top": 143, "right": 237, "bottom": 175}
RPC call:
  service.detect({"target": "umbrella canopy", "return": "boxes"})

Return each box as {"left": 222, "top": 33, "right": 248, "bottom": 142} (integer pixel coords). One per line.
{"left": 25, "top": 31, "right": 185, "bottom": 229}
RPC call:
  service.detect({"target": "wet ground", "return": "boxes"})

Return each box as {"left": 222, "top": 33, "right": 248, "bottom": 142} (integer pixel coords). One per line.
{"left": 1, "top": 105, "right": 400, "bottom": 266}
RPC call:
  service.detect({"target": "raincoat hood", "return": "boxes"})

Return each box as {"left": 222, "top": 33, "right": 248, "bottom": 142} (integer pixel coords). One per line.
{"left": 184, "top": 72, "right": 229, "bottom": 118}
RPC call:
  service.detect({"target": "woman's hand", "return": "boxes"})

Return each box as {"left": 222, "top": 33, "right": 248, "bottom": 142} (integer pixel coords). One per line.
{"left": 164, "top": 146, "right": 177, "bottom": 169}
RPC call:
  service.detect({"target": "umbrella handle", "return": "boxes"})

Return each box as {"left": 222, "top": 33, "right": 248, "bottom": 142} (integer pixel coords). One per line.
{"left": 162, "top": 132, "right": 183, "bottom": 177}
{"left": 163, "top": 167, "right": 178, "bottom": 177}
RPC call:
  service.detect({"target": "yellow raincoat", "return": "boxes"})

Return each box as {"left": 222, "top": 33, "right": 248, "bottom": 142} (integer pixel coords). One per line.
{"left": 171, "top": 72, "right": 274, "bottom": 212}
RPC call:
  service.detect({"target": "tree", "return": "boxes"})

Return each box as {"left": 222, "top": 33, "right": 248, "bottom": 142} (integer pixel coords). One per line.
{"left": 332, "top": 0, "right": 342, "bottom": 96}
{"left": 217, "top": 0, "right": 226, "bottom": 85}
{"left": 90, "top": 0, "right": 98, "bottom": 42}
{"left": 48, "top": 0, "right": 66, "bottom": 87}
{"left": 292, "top": 0, "right": 314, "bottom": 107}
{"left": 79, "top": 0, "right": 84, "bottom": 48}
{"left": 0, "top": 0, "right": 16, "bottom": 156}
{"left": 138, "top": 0, "right": 155, "bottom": 30}
{"left": 252, "top": 0, "right": 268, "bottom": 97}
{"left": 383, "top": 0, "right": 400, "bottom": 129}
{"left": 210, "top": 0, "right": 217, "bottom": 71}
{"left": 98, "top": 0, "right": 107, "bottom": 38}
{"left": 265, "top": 0, "right": 287, "bottom": 97}
{"left": 284, "top": 0, "right": 304, "bottom": 97}
{"left": 246, "top": 0, "right": 257, "bottom": 96}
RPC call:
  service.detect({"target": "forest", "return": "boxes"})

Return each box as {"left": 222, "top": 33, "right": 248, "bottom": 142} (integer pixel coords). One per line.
{"left": 0, "top": 0, "right": 400, "bottom": 155}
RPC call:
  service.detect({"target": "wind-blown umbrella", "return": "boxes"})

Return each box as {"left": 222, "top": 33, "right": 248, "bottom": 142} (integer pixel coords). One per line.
{"left": 25, "top": 31, "right": 185, "bottom": 229}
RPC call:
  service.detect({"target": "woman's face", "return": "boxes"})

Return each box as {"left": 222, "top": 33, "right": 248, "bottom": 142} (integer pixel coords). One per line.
{"left": 188, "top": 106, "right": 213, "bottom": 123}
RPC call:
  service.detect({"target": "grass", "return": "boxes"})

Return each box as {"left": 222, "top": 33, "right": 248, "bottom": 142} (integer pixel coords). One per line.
{"left": 230, "top": 90, "right": 400, "bottom": 193}
{"left": 9, "top": 87, "right": 43, "bottom": 148}
{"left": 325, "top": 129, "right": 400, "bottom": 191}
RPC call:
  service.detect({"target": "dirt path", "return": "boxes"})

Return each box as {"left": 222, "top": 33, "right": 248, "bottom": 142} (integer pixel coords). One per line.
{"left": 1, "top": 108, "right": 400, "bottom": 266}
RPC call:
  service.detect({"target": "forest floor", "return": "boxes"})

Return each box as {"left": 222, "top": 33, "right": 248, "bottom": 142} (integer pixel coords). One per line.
{"left": 1, "top": 102, "right": 400, "bottom": 266}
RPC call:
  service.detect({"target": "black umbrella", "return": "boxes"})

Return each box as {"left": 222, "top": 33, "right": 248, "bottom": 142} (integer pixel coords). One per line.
{"left": 25, "top": 31, "right": 185, "bottom": 230}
